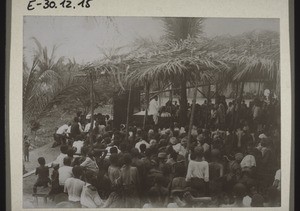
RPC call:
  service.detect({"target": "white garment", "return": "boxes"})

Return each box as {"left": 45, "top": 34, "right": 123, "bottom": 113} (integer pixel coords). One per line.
{"left": 80, "top": 157, "right": 99, "bottom": 173}
{"left": 80, "top": 183, "right": 103, "bottom": 208}
{"left": 53, "top": 153, "right": 68, "bottom": 167}
{"left": 72, "top": 141, "right": 84, "bottom": 154}
{"left": 64, "top": 177, "right": 85, "bottom": 202}
{"left": 240, "top": 155, "right": 256, "bottom": 168}
{"left": 78, "top": 122, "right": 83, "bottom": 132}
{"left": 186, "top": 160, "right": 209, "bottom": 182}
{"left": 67, "top": 126, "right": 71, "bottom": 134}
{"left": 243, "top": 195, "right": 252, "bottom": 207}
{"left": 105, "top": 146, "right": 121, "bottom": 158}
{"left": 56, "top": 124, "right": 69, "bottom": 135}
{"left": 135, "top": 140, "right": 150, "bottom": 152}
{"left": 172, "top": 143, "right": 187, "bottom": 156}
{"left": 59, "top": 166, "right": 73, "bottom": 185}
{"left": 84, "top": 121, "right": 96, "bottom": 133}
{"left": 202, "top": 143, "right": 210, "bottom": 152}
{"left": 143, "top": 203, "right": 154, "bottom": 208}
{"left": 274, "top": 169, "right": 281, "bottom": 190}
{"left": 167, "top": 203, "right": 179, "bottom": 208}
{"left": 148, "top": 99, "right": 159, "bottom": 115}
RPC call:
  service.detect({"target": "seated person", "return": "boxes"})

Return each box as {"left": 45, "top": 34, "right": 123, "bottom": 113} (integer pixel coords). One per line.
{"left": 33, "top": 157, "right": 50, "bottom": 194}
{"left": 58, "top": 157, "right": 73, "bottom": 188}
{"left": 64, "top": 166, "right": 85, "bottom": 207}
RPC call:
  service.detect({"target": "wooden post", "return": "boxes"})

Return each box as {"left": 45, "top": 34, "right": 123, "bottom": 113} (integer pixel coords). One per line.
{"left": 143, "top": 82, "right": 150, "bottom": 129}
{"left": 125, "top": 85, "right": 132, "bottom": 141}
{"left": 187, "top": 85, "right": 198, "bottom": 152}
{"left": 89, "top": 69, "right": 95, "bottom": 144}
{"left": 207, "top": 84, "right": 211, "bottom": 102}
{"left": 169, "top": 83, "right": 173, "bottom": 103}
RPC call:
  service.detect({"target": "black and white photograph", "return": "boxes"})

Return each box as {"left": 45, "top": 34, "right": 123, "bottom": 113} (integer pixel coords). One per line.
{"left": 20, "top": 16, "right": 283, "bottom": 208}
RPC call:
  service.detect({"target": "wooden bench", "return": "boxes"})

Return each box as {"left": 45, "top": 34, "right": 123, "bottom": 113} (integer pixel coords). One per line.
{"left": 32, "top": 187, "right": 50, "bottom": 205}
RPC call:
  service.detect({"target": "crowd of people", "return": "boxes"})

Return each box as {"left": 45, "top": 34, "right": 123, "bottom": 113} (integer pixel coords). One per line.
{"left": 30, "top": 93, "right": 281, "bottom": 208}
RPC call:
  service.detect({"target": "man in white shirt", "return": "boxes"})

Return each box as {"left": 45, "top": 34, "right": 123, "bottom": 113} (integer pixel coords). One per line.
{"left": 64, "top": 166, "right": 85, "bottom": 207}
{"left": 72, "top": 139, "right": 84, "bottom": 154}
{"left": 135, "top": 138, "right": 150, "bottom": 153}
{"left": 53, "top": 145, "right": 68, "bottom": 167}
{"left": 59, "top": 157, "right": 73, "bottom": 186}
{"left": 84, "top": 114, "right": 96, "bottom": 133}
{"left": 173, "top": 137, "right": 188, "bottom": 157}
{"left": 148, "top": 95, "right": 159, "bottom": 125}
{"left": 52, "top": 123, "right": 70, "bottom": 147}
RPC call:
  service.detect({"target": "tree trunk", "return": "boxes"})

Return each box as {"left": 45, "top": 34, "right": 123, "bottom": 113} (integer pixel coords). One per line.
{"left": 89, "top": 71, "right": 95, "bottom": 144}
{"left": 187, "top": 85, "right": 197, "bottom": 151}
{"left": 179, "top": 75, "right": 188, "bottom": 126}
{"left": 125, "top": 85, "right": 132, "bottom": 141}
{"left": 207, "top": 84, "right": 211, "bottom": 102}
{"left": 143, "top": 82, "right": 150, "bottom": 129}
{"left": 169, "top": 84, "right": 173, "bottom": 103}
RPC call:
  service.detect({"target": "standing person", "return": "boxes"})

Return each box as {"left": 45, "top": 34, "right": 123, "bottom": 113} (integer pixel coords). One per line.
{"left": 63, "top": 166, "right": 85, "bottom": 208}
{"left": 23, "top": 135, "right": 30, "bottom": 162}
{"left": 148, "top": 95, "right": 160, "bottom": 125}
{"left": 33, "top": 157, "right": 50, "bottom": 194}
{"left": 217, "top": 104, "right": 226, "bottom": 130}
{"left": 226, "top": 102, "right": 235, "bottom": 131}
{"left": 108, "top": 153, "right": 121, "bottom": 189}
{"left": 186, "top": 147, "right": 209, "bottom": 197}
{"left": 118, "top": 153, "right": 140, "bottom": 208}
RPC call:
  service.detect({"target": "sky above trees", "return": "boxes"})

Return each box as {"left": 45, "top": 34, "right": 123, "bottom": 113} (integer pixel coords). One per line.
{"left": 23, "top": 16, "right": 279, "bottom": 65}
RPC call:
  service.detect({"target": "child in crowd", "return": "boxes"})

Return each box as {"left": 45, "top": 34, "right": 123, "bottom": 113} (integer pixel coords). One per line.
{"left": 48, "top": 163, "right": 60, "bottom": 200}
{"left": 23, "top": 135, "right": 30, "bottom": 162}
{"left": 33, "top": 157, "right": 50, "bottom": 194}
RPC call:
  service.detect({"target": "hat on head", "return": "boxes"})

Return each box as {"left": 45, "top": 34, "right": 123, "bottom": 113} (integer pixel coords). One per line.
{"left": 258, "top": 134, "right": 268, "bottom": 139}
{"left": 235, "top": 153, "right": 244, "bottom": 161}
{"left": 86, "top": 114, "right": 91, "bottom": 119}
{"left": 158, "top": 152, "right": 167, "bottom": 159}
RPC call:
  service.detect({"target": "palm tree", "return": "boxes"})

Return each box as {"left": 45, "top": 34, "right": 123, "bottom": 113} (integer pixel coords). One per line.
{"left": 161, "top": 17, "right": 205, "bottom": 126}
{"left": 23, "top": 37, "right": 65, "bottom": 121}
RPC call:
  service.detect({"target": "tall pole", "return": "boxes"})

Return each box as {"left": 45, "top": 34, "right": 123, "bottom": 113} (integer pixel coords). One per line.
{"left": 125, "top": 85, "right": 132, "bottom": 141}
{"left": 143, "top": 82, "right": 150, "bottom": 129}
{"left": 89, "top": 69, "right": 95, "bottom": 144}
{"left": 187, "top": 85, "right": 198, "bottom": 152}
{"left": 169, "top": 83, "right": 173, "bottom": 103}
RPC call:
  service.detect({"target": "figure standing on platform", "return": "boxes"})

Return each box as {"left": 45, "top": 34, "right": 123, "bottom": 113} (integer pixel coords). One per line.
{"left": 148, "top": 95, "right": 160, "bottom": 125}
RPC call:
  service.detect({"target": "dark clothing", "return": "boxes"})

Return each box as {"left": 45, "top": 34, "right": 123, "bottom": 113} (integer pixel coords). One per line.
{"left": 70, "top": 122, "right": 81, "bottom": 138}
{"left": 33, "top": 166, "right": 50, "bottom": 193}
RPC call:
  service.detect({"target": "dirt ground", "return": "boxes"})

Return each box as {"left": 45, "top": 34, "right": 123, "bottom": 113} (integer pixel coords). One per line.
{"left": 23, "top": 105, "right": 112, "bottom": 208}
